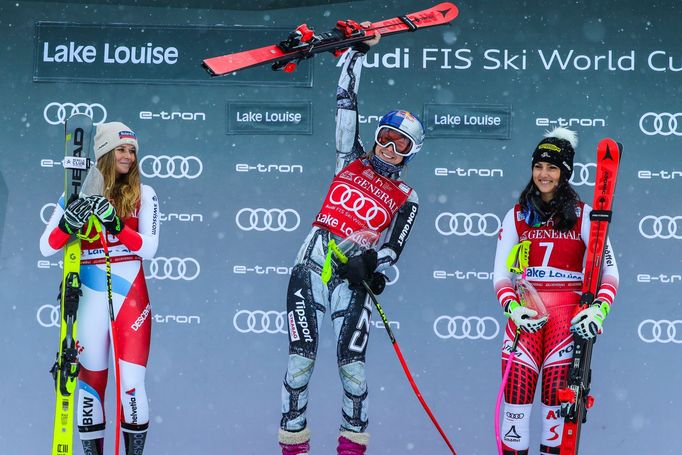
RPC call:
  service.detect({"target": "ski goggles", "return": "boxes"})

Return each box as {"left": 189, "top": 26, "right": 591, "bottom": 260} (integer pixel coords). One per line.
{"left": 374, "top": 126, "right": 416, "bottom": 156}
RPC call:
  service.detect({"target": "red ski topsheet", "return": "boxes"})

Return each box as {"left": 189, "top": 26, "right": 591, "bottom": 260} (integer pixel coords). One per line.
{"left": 560, "top": 137, "right": 622, "bottom": 455}
{"left": 203, "top": 2, "right": 458, "bottom": 76}
{"left": 581, "top": 138, "right": 621, "bottom": 297}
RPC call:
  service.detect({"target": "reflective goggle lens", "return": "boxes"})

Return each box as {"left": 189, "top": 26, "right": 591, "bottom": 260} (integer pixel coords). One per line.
{"left": 375, "top": 126, "right": 413, "bottom": 155}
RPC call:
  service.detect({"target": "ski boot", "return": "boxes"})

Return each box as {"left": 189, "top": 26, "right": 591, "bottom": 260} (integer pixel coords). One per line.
{"left": 337, "top": 430, "right": 369, "bottom": 455}
{"left": 122, "top": 422, "right": 148, "bottom": 455}
{"left": 81, "top": 437, "right": 104, "bottom": 455}
{"left": 279, "top": 427, "right": 310, "bottom": 455}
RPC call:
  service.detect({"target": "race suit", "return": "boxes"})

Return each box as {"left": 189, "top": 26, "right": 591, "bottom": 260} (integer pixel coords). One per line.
{"left": 40, "top": 184, "right": 159, "bottom": 443}
{"left": 493, "top": 201, "right": 619, "bottom": 454}
{"left": 280, "top": 49, "right": 419, "bottom": 434}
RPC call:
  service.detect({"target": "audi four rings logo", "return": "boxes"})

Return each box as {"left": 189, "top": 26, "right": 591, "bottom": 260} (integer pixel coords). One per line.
{"left": 435, "top": 212, "right": 501, "bottom": 236}
{"left": 233, "top": 310, "right": 287, "bottom": 334}
{"left": 145, "top": 257, "right": 200, "bottom": 280}
{"left": 37, "top": 304, "right": 60, "bottom": 328}
{"left": 43, "top": 102, "right": 107, "bottom": 125}
{"left": 139, "top": 155, "right": 203, "bottom": 179}
{"left": 638, "top": 319, "right": 682, "bottom": 343}
{"left": 328, "top": 183, "right": 389, "bottom": 229}
{"left": 236, "top": 208, "right": 300, "bottom": 232}
{"left": 639, "top": 112, "right": 682, "bottom": 136}
{"left": 638, "top": 215, "right": 682, "bottom": 239}
{"left": 433, "top": 316, "right": 500, "bottom": 340}
{"left": 568, "top": 162, "right": 596, "bottom": 186}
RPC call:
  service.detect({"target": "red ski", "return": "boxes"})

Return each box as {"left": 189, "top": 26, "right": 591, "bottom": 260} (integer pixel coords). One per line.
{"left": 202, "top": 2, "right": 458, "bottom": 76}
{"left": 558, "top": 138, "right": 623, "bottom": 454}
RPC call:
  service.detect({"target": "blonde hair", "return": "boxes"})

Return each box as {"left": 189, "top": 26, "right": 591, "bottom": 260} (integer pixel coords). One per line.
{"left": 97, "top": 149, "right": 141, "bottom": 218}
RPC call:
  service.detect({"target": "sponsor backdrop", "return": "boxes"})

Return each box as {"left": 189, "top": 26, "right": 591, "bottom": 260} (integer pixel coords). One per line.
{"left": 0, "top": 0, "right": 680, "bottom": 454}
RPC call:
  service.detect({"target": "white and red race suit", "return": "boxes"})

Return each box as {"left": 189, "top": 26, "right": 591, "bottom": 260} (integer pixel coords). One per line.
{"left": 40, "top": 185, "right": 159, "bottom": 441}
{"left": 493, "top": 201, "right": 618, "bottom": 454}
{"left": 280, "top": 49, "right": 419, "bottom": 435}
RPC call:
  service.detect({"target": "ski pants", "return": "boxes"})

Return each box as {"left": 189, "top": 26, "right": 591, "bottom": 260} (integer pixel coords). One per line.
{"left": 500, "top": 290, "right": 580, "bottom": 455}
{"left": 281, "top": 228, "right": 372, "bottom": 433}
{"left": 76, "top": 259, "right": 152, "bottom": 440}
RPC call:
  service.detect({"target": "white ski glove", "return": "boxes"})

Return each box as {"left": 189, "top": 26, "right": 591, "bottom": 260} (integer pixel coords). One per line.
{"left": 570, "top": 300, "right": 610, "bottom": 340}
{"left": 504, "top": 300, "right": 548, "bottom": 334}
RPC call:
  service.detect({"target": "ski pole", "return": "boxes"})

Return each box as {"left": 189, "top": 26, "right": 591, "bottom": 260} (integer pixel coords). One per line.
{"left": 92, "top": 219, "right": 122, "bottom": 455}
{"left": 361, "top": 281, "right": 458, "bottom": 455}
{"left": 495, "top": 328, "right": 520, "bottom": 454}
{"left": 325, "top": 239, "right": 457, "bottom": 454}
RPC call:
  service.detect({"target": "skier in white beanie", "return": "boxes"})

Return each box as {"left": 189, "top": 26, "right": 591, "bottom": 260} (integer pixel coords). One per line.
{"left": 40, "top": 120, "right": 159, "bottom": 455}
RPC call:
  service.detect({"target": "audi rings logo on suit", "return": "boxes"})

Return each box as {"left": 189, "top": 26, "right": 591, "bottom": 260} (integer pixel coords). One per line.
{"left": 433, "top": 315, "right": 500, "bottom": 340}
{"left": 43, "top": 102, "right": 107, "bottom": 125}
{"left": 435, "top": 212, "right": 501, "bottom": 237}
{"left": 328, "top": 183, "right": 389, "bottom": 230}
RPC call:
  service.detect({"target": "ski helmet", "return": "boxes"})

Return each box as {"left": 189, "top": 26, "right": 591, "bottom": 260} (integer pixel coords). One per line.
{"left": 374, "top": 110, "right": 425, "bottom": 165}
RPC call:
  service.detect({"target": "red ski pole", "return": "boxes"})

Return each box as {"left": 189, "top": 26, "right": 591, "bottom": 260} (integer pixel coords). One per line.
{"left": 362, "top": 281, "right": 458, "bottom": 455}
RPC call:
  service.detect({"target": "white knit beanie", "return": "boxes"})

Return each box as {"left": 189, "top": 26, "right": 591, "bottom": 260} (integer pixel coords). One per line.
{"left": 94, "top": 121, "right": 139, "bottom": 161}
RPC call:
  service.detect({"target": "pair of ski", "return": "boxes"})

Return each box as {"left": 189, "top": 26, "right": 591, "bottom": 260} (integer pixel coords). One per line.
{"left": 202, "top": 2, "right": 459, "bottom": 76}
{"left": 496, "top": 138, "right": 622, "bottom": 455}
{"left": 51, "top": 114, "right": 122, "bottom": 455}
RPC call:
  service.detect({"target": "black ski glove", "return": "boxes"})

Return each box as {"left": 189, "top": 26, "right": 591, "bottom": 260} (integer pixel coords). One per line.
{"left": 337, "top": 249, "right": 378, "bottom": 288}
{"left": 88, "top": 195, "right": 124, "bottom": 235}
{"left": 366, "top": 272, "right": 387, "bottom": 295}
{"left": 58, "top": 197, "right": 93, "bottom": 234}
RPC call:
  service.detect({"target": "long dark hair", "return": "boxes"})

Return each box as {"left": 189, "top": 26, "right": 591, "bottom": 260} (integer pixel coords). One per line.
{"left": 518, "top": 177, "right": 580, "bottom": 232}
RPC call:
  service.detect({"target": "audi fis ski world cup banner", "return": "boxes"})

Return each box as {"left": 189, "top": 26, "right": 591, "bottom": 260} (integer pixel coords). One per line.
{"left": 1, "top": 1, "right": 681, "bottom": 454}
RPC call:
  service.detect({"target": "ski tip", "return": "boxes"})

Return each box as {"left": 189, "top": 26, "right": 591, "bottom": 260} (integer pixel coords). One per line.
{"left": 599, "top": 137, "right": 623, "bottom": 158}
{"left": 435, "top": 2, "right": 460, "bottom": 21}
{"left": 201, "top": 60, "right": 219, "bottom": 77}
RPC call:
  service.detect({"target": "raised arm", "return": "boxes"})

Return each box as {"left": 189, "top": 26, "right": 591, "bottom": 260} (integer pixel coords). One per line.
{"left": 335, "top": 48, "right": 368, "bottom": 175}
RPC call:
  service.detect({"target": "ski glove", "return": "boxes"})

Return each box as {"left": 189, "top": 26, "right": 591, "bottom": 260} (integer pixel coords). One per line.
{"left": 58, "top": 197, "right": 93, "bottom": 234}
{"left": 570, "top": 299, "right": 610, "bottom": 340}
{"left": 366, "top": 272, "right": 387, "bottom": 295}
{"left": 504, "top": 300, "right": 548, "bottom": 334}
{"left": 88, "top": 195, "right": 124, "bottom": 235}
{"left": 337, "top": 249, "right": 378, "bottom": 288}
